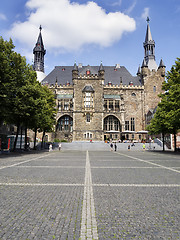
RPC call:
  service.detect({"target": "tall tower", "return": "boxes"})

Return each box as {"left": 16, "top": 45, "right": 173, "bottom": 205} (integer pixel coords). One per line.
{"left": 143, "top": 18, "right": 157, "bottom": 71}
{"left": 33, "top": 26, "right": 46, "bottom": 81}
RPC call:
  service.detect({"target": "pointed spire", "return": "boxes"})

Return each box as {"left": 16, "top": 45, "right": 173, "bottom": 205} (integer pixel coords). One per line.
{"left": 33, "top": 25, "right": 46, "bottom": 73}
{"left": 137, "top": 65, "right": 141, "bottom": 75}
{"left": 159, "top": 58, "right": 166, "bottom": 68}
{"left": 143, "top": 18, "right": 157, "bottom": 71}
{"left": 141, "top": 59, "right": 147, "bottom": 68}
{"left": 145, "top": 17, "right": 153, "bottom": 42}
{"left": 73, "top": 61, "right": 78, "bottom": 71}
{"left": 99, "top": 61, "right": 104, "bottom": 71}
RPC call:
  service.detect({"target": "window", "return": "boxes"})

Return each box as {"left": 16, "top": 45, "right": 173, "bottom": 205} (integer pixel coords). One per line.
{"left": 132, "top": 93, "right": 136, "bottom": 97}
{"left": 56, "top": 116, "right": 73, "bottom": 132}
{"left": 153, "top": 86, "right": 156, "bottom": 92}
{"left": 109, "top": 116, "right": 113, "bottom": 130}
{"left": 86, "top": 113, "right": 90, "bottom": 122}
{"left": 84, "top": 132, "right": 93, "bottom": 139}
{"left": 104, "top": 100, "right": 107, "bottom": 110}
{"left": 64, "top": 101, "right": 69, "bottom": 111}
{"left": 104, "top": 116, "right": 120, "bottom": 132}
{"left": 114, "top": 119, "right": 119, "bottom": 131}
{"left": 109, "top": 100, "right": 113, "bottom": 110}
{"left": 115, "top": 100, "right": 120, "bottom": 111}
{"left": 131, "top": 117, "right": 135, "bottom": 131}
{"left": 84, "top": 92, "right": 93, "bottom": 108}
{"left": 125, "top": 121, "right": 129, "bottom": 131}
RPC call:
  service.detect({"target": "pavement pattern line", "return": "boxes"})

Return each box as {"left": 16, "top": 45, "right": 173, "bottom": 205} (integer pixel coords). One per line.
{"left": 0, "top": 153, "right": 52, "bottom": 170}
{"left": 0, "top": 182, "right": 179, "bottom": 187}
{"left": 80, "top": 150, "right": 98, "bottom": 240}
{"left": 116, "top": 152, "right": 180, "bottom": 174}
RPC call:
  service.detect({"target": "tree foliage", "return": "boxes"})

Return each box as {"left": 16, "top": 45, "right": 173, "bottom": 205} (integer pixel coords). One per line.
{"left": 147, "top": 58, "right": 180, "bottom": 151}
{"left": 0, "top": 37, "right": 56, "bottom": 150}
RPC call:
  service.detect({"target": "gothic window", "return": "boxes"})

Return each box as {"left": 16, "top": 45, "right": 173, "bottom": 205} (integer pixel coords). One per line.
{"left": 131, "top": 117, "right": 135, "bottom": 131}
{"left": 86, "top": 113, "right": 90, "bottom": 122}
{"left": 104, "top": 116, "right": 120, "bottom": 132}
{"left": 104, "top": 100, "right": 107, "bottom": 110}
{"left": 56, "top": 115, "right": 73, "bottom": 132}
{"left": 115, "top": 100, "right": 120, "bottom": 111}
{"left": 109, "top": 116, "right": 113, "bottom": 130}
{"left": 64, "top": 101, "right": 69, "bottom": 111}
{"left": 125, "top": 121, "right": 129, "bottom": 131}
{"left": 109, "top": 100, "right": 113, "bottom": 111}
{"left": 132, "top": 93, "right": 136, "bottom": 97}
{"left": 84, "top": 92, "right": 93, "bottom": 108}
{"left": 84, "top": 132, "right": 93, "bottom": 139}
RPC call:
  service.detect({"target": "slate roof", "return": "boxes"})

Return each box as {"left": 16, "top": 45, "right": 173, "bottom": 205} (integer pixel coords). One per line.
{"left": 42, "top": 65, "right": 142, "bottom": 86}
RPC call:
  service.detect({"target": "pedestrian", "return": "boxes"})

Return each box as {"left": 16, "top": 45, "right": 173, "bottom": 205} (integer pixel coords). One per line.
{"left": 114, "top": 143, "right": 117, "bottom": 151}
{"left": 49, "top": 144, "right": 52, "bottom": 152}
{"left": 128, "top": 145, "right": 130, "bottom": 150}
{"left": 143, "top": 143, "right": 146, "bottom": 150}
{"left": 110, "top": 143, "right": 113, "bottom": 151}
{"left": 58, "top": 142, "right": 61, "bottom": 151}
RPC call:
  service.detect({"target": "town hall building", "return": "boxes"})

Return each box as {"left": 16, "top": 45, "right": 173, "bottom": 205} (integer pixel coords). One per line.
{"left": 33, "top": 21, "right": 166, "bottom": 142}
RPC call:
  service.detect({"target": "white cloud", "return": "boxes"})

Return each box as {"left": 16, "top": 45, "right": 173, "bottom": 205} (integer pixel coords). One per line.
{"left": 7, "top": 0, "right": 136, "bottom": 53}
{"left": 124, "top": 1, "right": 136, "bottom": 15}
{"left": 111, "top": 0, "right": 122, "bottom": 7}
{"left": 141, "top": 7, "right": 149, "bottom": 20}
{"left": 0, "top": 13, "right": 7, "bottom": 21}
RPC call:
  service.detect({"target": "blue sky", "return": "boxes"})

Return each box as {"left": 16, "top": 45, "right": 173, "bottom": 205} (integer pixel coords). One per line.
{"left": 0, "top": 0, "right": 180, "bottom": 76}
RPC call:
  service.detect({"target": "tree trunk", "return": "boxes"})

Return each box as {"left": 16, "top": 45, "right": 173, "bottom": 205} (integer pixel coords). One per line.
{"left": 24, "top": 125, "right": 28, "bottom": 150}
{"left": 174, "top": 131, "right": 177, "bottom": 152}
{"left": 41, "top": 130, "right": 46, "bottom": 149}
{"left": 20, "top": 126, "right": 23, "bottom": 150}
{"left": 34, "top": 128, "right": 37, "bottom": 150}
{"left": 13, "top": 123, "right": 20, "bottom": 151}
{"left": 162, "top": 132, "right": 165, "bottom": 151}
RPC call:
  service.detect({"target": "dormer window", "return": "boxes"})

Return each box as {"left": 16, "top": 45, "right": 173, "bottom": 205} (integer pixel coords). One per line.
{"left": 86, "top": 70, "right": 91, "bottom": 75}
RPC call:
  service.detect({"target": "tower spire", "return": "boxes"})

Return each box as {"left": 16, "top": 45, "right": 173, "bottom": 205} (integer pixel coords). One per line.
{"left": 33, "top": 25, "right": 46, "bottom": 73}
{"left": 143, "top": 17, "right": 157, "bottom": 71}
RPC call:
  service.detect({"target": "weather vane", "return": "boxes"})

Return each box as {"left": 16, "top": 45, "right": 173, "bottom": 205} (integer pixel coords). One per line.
{"left": 146, "top": 17, "right": 150, "bottom": 23}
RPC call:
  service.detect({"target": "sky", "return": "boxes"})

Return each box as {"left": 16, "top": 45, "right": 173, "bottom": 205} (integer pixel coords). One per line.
{"left": 0, "top": 0, "right": 180, "bottom": 76}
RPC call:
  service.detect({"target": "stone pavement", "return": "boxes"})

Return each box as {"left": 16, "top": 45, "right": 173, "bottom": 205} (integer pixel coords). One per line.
{"left": 0, "top": 145, "right": 179, "bottom": 239}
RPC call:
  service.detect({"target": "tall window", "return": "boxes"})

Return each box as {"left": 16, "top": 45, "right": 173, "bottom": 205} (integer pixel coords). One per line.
{"left": 125, "top": 121, "right": 129, "bottom": 131}
{"left": 115, "top": 100, "right": 120, "bottom": 111}
{"left": 104, "top": 100, "right": 107, "bottom": 110}
{"left": 86, "top": 113, "right": 90, "bottom": 122}
{"left": 109, "top": 100, "right": 113, "bottom": 111}
{"left": 84, "top": 92, "right": 93, "bottom": 108}
{"left": 131, "top": 117, "right": 135, "bottom": 131}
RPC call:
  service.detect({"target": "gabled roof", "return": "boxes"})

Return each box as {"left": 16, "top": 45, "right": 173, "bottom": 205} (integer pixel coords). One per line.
{"left": 42, "top": 65, "right": 142, "bottom": 86}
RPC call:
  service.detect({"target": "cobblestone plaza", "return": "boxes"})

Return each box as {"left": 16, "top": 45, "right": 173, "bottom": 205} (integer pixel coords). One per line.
{"left": 0, "top": 147, "right": 179, "bottom": 239}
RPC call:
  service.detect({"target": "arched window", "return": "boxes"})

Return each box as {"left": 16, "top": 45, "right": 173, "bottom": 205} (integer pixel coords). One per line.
{"left": 56, "top": 115, "right": 73, "bottom": 132}
{"left": 153, "top": 86, "right": 156, "bottom": 92}
{"left": 104, "top": 116, "right": 121, "bottom": 132}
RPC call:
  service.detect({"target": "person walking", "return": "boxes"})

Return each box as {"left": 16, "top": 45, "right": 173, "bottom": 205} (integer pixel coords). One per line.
{"left": 143, "top": 143, "right": 146, "bottom": 150}
{"left": 58, "top": 142, "right": 61, "bottom": 151}
{"left": 110, "top": 143, "right": 113, "bottom": 151}
{"left": 114, "top": 143, "right": 117, "bottom": 152}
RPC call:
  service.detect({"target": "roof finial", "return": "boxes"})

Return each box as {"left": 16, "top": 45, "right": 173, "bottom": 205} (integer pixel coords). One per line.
{"left": 146, "top": 16, "right": 150, "bottom": 24}
{"left": 39, "top": 25, "right": 42, "bottom": 31}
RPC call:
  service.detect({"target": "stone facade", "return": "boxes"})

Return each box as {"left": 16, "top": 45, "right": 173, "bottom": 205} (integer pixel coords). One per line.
{"left": 35, "top": 23, "right": 166, "bottom": 142}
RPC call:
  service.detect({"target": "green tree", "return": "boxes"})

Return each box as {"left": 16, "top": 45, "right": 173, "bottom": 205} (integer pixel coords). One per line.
{"left": 0, "top": 37, "right": 15, "bottom": 123}
{"left": 147, "top": 58, "right": 180, "bottom": 151}
{"left": 160, "top": 58, "right": 180, "bottom": 151}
